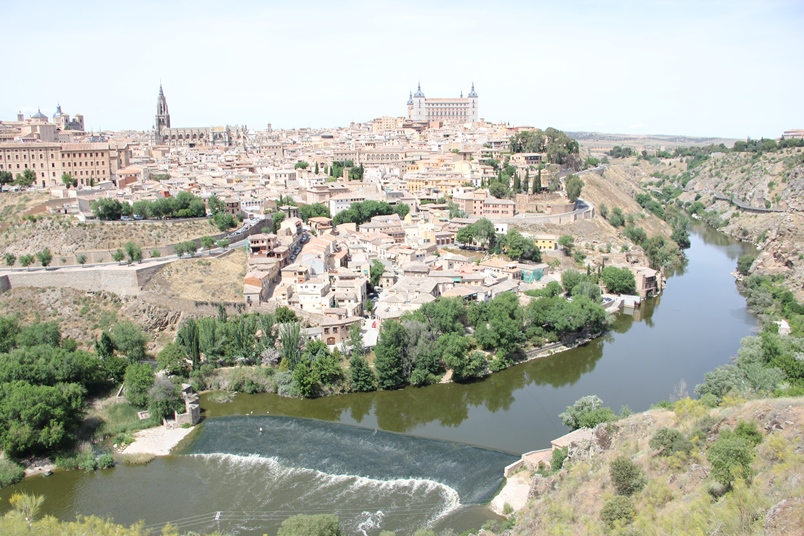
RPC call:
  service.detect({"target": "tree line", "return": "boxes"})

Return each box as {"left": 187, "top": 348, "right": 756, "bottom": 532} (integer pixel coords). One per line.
{"left": 331, "top": 200, "right": 410, "bottom": 226}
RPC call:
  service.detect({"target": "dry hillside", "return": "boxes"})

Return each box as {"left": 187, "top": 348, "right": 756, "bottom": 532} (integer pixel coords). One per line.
{"left": 513, "top": 165, "right": 677, "bottom": 267}
{"left": 498, "top": 397, "right": 804, "bottom": 536}
{"left": 600, "top": 148, "right": 804, "bottom": 299}
{"left": 142, "top": 248, "right": 247, "bottom": 303}
{"left": 0, "top": 192, "right": 222, "bottom": 259}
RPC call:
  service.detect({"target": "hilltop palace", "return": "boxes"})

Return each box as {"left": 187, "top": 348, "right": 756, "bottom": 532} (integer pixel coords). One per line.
{"left": 406, "top": 83, "right": 479, "bottom": 123}
{"left": 153, "top": 85, "right": 247, "bottom": 147}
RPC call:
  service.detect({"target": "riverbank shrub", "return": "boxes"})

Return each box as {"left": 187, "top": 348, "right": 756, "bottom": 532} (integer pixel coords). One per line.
{"left": 559, "top": 395, "right": 618, "bottom": 431}
{"left": 0, "top": 458, "right": 24, "bottom": 488}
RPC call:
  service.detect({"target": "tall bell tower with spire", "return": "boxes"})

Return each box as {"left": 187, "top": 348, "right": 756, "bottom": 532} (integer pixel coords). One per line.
{"left": 154, "top": 84, "right": 171, "bottom": 144}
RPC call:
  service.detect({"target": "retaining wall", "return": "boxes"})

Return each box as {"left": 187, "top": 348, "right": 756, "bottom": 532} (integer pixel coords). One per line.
{"left": 1, "top": 262, "right": 171, "bottom": 296}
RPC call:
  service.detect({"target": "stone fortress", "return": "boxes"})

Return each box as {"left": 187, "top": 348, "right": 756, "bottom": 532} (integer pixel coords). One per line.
{"left": 407, "top": 82, "right": 479, "bottom": 123}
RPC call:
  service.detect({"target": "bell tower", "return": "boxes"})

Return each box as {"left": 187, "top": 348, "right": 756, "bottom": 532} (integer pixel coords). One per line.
{"left": 154, "top": 84, "right": 171, "bottom": 144}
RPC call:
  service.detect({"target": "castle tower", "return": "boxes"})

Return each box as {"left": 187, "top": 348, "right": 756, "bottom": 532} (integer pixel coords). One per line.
{"left": 411, "top": 82, "right": 426, "bottom": 121}
{"left": 155, "top": 84, "right": 171, "bottom": 144}
{"left": 468, "top": 82, "right": 479, "bottom": 123}
{"left": 406, "top": 91, "right": 414, "bottom": 119}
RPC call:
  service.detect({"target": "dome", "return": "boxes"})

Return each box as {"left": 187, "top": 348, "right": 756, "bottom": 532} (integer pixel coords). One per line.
{"left": 413, "top": 82, "right": 425, "bottom": 98}
{"left": 32, "top": 108, "right": 47, "bottom": 120}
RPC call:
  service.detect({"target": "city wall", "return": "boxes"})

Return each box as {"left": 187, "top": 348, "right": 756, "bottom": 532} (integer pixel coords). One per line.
{"left": 0, "top": 262, "right": 170, "bottom": 297}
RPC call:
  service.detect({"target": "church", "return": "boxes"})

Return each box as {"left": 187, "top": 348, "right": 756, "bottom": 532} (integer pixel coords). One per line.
{"left": 406, "top": 83, "right": 479, "bottom": 123}
{"left": 153, "top": 85, "right": 247, "bottom": 148}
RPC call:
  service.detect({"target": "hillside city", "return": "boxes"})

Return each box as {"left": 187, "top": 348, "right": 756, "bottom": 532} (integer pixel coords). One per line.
{"left": 2, "top": 80, "right": 804, "bottom": 536}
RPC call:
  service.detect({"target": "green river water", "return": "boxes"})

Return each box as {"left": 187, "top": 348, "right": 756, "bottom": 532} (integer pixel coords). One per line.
{"left": 0, "top": 224, "right": 758, "bottom": 535}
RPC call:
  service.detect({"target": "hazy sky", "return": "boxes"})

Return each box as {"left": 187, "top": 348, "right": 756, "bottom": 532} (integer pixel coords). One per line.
{"left": 2, "top": 0, "right": 802, "bottom": 138}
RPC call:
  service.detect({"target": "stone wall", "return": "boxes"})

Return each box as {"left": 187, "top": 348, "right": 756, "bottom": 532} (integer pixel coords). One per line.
{"left": 2, "top": 261, "right": 170, "bottom": 297}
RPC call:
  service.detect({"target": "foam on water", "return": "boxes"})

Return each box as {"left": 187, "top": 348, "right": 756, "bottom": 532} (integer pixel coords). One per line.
{"left": 188, "top": 452, "right": 462, "bottom": 534}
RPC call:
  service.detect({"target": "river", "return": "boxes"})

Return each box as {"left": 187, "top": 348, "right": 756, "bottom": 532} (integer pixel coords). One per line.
{"left": 0, "top": 224, "right": 758, "bottom": 535}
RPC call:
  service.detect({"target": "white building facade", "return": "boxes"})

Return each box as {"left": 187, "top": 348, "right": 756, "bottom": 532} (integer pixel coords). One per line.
{"left": 407, "top": 83, "right": 479, "bottom": 123}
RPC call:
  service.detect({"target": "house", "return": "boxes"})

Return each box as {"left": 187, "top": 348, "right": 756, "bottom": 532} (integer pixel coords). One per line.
{"left": 321, "top": 309, "right": 361, "bottom": 346}
{"left": 520, "top": 263, "right": 549, "bottom": 284}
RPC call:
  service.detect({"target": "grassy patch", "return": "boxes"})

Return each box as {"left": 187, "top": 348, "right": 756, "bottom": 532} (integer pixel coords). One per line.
{"left": 94, "top": 401, "right": 156, "bottom": 441}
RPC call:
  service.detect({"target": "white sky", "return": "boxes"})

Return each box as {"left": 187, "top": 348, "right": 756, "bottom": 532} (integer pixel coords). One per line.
{"left": 2, "top": 0, "right": 802, "bottom": 138}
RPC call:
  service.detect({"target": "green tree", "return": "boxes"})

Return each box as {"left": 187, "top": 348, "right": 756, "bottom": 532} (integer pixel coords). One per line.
{"left": 293, "top": 360, "right": 318, "bottom": 398}
{"left": 601, "top": 266, "right": 636, "bottom": 294}
{"left": 559, "top": 395, "right": 617, "bottom": 430}
{"left": 374, "top": 320, "right": 408, "bottom": 389}
{"left": 94, "top": 331, "right": 116, "bottom": 360}
{"left": 207, "top": 195, "right": 225, "bottom": 214}
{"left": 0, "top": 171, "right": 13, "bottom": 185}
{"left": 608, "top": 207, "right": 625, "bottom": 227}
{"left": 183, "top": 241, "right": 198, "bottom": 256}
{"left": 4, "top": 253, "right": 16, "bottom": 266}
{"left": 294, "top": 161, "right": 310, "bottom": 170}
{"left": 123, "top": 362, "right": 155, "bottom": 408}
{"left": 600, "top": 496, "right": 635, "bottom": 528}
{"left": 277, "top": 514, "right": 341, "bottom": 536}
{"left": 200, "top": 236, "right": 215, "bottom": 251}
{"left": 347, "top": 322, "right": 364, "bottom": 357}
{"left": 737, "top": 254, "right": 755, "bottom": 276}
{"left": 299, "top": 203, "right": 331, "bottom": 223}
{"left": 350, "top": 355, "right": 376, "bottom": 392}
{"left": 15, "top": 169, "right": 36, "bottom": 188}
{"left": 314, "top": 162, "right": 319, "bottom": 174}
{"left": 76, "top": 253, "right": 87, "bottom": 266}
{"left": 272, "top": 211, "right": 286, "bottom": 233}
{"left": 35, "top": 248, "right": 52, "bottom": 268}
{"left": 370, "top": 259, "right": 385, "bottom": 287}
{"left": 558, "top": 235, "right": 574, "bottom": 256}
{"left": 176, "top": 319, "right": 201, "bottom": 370}
{"left": 18, "top": 254, "right": 34, "bottom": 270}
{"left": 112, "top": 248, "right": 125, "bottom": 264}
{"left": 111, "top": 321, "right": 148, "bottom": 362}
{"left": 123, "top": 241, "right": 142, "bottom": 264}
{"left": 707, "top": 433, "right": 755, "bottom": 488}
{"left": 489, "top": 181, "right": 510, "bottom": 199}
{"left": 216, "top": 238, "right": 230, "bottom": 250}
{"left": 148, "top": 378, "right": 183, "bottom": 421}
{"left": 0, "top": 381, "right": 85, "bottom": 456}
{"left": 500, "top": 230, "right": 542, "bottom": 262}
{"left": 572, "top": 281, "right": 601, "bottom": 302}
{"left": 275, "top": 307, "right": 298, "bottom": 323}
{"left": 61, "top": 172, "right": 77, "bottom": 189}
{"left": 561, "top": 269, "right": 585, "bottom": 294}
{"left": 91, "top": 198, "right": 123, "bottom": 220}
{"left": 565, "top": 174, "right": 584, "bottom": 202}
{"left": 279, "top": 322, "right": 303, "bottom": 370}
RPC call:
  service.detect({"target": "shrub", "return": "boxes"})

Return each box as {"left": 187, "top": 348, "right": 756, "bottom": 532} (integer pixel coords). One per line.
{"left": 733, "top": 420, "right": 763, "bottom": 447}
{"left": 707, "top": 433, "right": 755, "bottom": 487}
{"left": 559, "top": 395, "right": 618, "bottom": 430}
{"left": 609, "top": 456, "right": 646, "bottom": 496}
{"left": 649, "top": 427, "right": 693, "bottom": 457}
{"left": 550, "top": 446, "right": 568, "bottom": 472}
{"left": 0, "top": 458, "right": 25, "bottom": 488}
{"left": 600, "top": 496, "right": 635, "bottom": 528}
{"left": 97, "top": 453, "right": 115, "bottom": 469}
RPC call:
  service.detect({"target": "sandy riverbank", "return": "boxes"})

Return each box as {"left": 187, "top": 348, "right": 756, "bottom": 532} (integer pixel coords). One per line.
{"left": 490, "top": 471, "right": 531, "bottom": 515}
{"left": 121, "top": 425, "right": 197, "bottom": 456}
